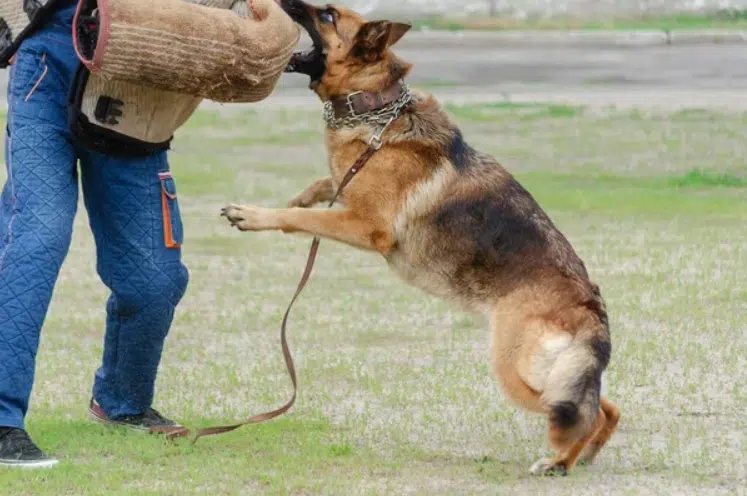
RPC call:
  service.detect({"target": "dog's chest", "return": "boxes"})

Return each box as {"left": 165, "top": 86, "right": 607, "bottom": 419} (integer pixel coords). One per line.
{"left": 385, "top": 249, "right": 455, "bottom": 301}
{"left": 383, "top": 165, "right": 460, "bottom": 300}
{"left": 326, "top": 135, "right": 369, "bottom": 177}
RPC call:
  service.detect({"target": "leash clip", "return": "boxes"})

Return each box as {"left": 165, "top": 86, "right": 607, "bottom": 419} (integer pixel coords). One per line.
{"left": 369, "top": 116, "right": 394, "bottom": 150}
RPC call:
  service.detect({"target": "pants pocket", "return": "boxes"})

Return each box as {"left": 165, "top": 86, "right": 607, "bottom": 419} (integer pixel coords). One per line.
{"left": 9, "top": 47, "right": 48, "bottom": 103}
{"left": 23, "top": 53, "right": 48, "bottom": 102}
{"left": 158, "top": 171, "right": 183, "bottom": 248}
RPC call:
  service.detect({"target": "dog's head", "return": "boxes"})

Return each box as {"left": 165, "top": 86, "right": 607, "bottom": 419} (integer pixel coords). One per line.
{"left": 280, "top": 1, "right": 412, "bottom": 99}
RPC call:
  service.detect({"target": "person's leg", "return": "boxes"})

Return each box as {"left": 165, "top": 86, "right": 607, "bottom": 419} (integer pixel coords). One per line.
{"left": 79, "top": 148, "right": 189, "bottom": 423}
{"left": 0, "top": 18, "right": 80, "bottom": 466}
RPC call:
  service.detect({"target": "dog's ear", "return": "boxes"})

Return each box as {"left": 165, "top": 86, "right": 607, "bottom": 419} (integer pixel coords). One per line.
{"left": 352, "top": 21, "right": 411, "bottom": 62}
{"left": 388, "top": 22, "right": 411, "bottom": 46}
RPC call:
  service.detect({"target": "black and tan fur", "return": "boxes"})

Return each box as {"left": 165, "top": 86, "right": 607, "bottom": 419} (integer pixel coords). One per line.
{"left": 222, "top": 0, "right": 620, "bottom": 475}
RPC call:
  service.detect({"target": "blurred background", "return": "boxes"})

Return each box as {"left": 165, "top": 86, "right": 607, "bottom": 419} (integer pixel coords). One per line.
{"left": 3, "top": 1, "right": 746, "bottom": 493}
{"left": 336, "top": 0, "right": 747, "bottom": 18}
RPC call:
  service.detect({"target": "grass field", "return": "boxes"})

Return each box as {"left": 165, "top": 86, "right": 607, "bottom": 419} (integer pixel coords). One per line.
{"left": 2, "top": 100, "right": 746, "bottom": 495}
{"left": 412, "top": 9, "right": 747, "bottom": 31}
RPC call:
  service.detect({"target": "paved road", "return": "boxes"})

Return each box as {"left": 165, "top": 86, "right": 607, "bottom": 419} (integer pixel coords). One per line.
{"left": 1, "top": 33, "right": 744, "bottom": 108}
{"left": 253, "top": 37, "right": 747, "bottom": 109}
{"left": 339, "top": 0, "right": 747, "bottom": 17}
{"left": 274, "top": 34, "right": 747, "bottom": 90}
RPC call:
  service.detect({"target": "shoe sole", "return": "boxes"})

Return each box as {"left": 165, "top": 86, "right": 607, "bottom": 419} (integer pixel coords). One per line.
{"left": 88, "top": 408, "right": 189, "bottom": 438}
{"left": 88, "top": 408, "right": 151, "bottom": 432}
{"left": 0, "top": 458, "right": 59, "bottom": 469}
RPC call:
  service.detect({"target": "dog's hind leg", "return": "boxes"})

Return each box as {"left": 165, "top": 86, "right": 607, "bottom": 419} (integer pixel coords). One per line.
{"left": 492, "top": 323, "right": 601, "bottom": 476}
{"left": 579, "top": 396, "right": 620, "bottom": 465}
{"left": 493, "top": 330, "right": 547, "bottom": 413}
{"left": 490, "top": 303, "right": 612, "bottom": 476}
{"left": 492, "top": 349, "right": 545, "bottom": 414}
{"left": 530, "top": 406, "right": 606, "bottom": 476}
{"left": 528, "top": 324, "right": 611, "bottom": 476}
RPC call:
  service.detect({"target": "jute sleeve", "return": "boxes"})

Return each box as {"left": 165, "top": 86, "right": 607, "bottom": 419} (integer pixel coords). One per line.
{"left": 72, "top": 0, "right": 300, "bottom": 103}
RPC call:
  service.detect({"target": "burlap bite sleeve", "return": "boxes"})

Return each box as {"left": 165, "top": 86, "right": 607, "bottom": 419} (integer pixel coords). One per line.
{"left": 72, "top": 0, "right": 299, "bottom": 103}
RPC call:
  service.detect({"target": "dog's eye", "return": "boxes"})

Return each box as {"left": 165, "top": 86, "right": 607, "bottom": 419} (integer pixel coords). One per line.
{"left": 319, "top": 11, "right": 334, "bottom": 24}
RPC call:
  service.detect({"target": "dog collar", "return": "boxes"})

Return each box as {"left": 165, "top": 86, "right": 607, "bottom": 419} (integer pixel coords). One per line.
{"left": 323, "top": 80, "right": 412, "bottom": 130}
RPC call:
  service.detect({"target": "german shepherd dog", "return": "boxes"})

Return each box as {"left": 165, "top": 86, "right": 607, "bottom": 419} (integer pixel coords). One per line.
{"left": 222, "top": 0, "right": 620, "bottom": 475}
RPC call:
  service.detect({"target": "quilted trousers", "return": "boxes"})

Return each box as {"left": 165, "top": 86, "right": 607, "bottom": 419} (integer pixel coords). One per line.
{"left": 0, "top": 3, "right": 189, "bottom": 429}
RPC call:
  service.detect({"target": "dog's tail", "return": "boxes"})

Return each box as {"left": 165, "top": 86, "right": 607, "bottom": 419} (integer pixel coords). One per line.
{"left": 542, "top": 295, "right": 610, "bottom": 444}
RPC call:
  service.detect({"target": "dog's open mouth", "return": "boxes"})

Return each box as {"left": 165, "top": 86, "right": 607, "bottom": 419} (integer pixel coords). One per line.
{"left": 284, "top": 28, "right": 326, "bottom": 82}
{"left": 285, "top": 46, "right": 320, "bottom": 73}
{"left": 280, "top": 0, "right": 326, "bottom": 82}
{"left": 284, "top": 43, "right": 326, "bottom": 84}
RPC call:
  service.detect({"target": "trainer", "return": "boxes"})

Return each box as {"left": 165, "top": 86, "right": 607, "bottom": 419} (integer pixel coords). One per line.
{"left": 0, "top": 0, "right": 189, "bottom": 467}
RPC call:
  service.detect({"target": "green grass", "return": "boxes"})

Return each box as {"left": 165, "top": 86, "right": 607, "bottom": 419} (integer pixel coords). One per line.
{"left": 2, "top": 103, "right": 746, "bottom": 494}
{"left": 672, "top": 169, "right": 747, "bottom": 187}
{"left": 411, "top": 9, "right": 747, "bottom": 31}
{"left": 522, "top": 171, "right": 747, "bottom": 218}
{"left": 6, "top": 417, "right": 389, "bottom": 494}
{"left": 445, "top": 102, "right": 584, "bottom": 121}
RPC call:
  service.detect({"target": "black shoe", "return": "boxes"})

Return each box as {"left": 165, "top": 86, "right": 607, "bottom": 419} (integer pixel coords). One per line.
{"left": 0, "top": 427, "right": 59, "bottom": 468}
{"left": 88, "top": 399, "right": 189, "bottom": 438}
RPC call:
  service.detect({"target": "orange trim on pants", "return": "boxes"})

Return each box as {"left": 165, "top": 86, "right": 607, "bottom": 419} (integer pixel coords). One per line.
{"left": 161, "top": 187, "right": 181, "bottom": 248}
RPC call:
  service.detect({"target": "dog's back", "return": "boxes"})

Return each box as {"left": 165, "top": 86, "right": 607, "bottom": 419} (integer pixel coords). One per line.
{"left": 387, "top": 92, "right": 597, "bottom": 311}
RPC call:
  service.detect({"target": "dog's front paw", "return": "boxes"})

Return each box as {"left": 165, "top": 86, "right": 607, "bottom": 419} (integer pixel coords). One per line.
{"left": 529, "top": 458, "right": 568, "bottom": 477}
{"left": 221, "top": 204, "right": 274, "bottom": 231}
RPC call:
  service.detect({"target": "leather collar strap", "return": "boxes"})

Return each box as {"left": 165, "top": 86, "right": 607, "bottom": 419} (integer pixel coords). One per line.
{"left": 329, "top": 81, "right": 406, "bottom": 120}
{"left": 191, "top": 144, "right": 379, "bottom": 444}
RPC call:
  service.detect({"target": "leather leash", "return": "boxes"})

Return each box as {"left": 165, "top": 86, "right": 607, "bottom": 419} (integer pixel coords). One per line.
{"left": 190, "top": 144, "right": 379, "bottom": 444}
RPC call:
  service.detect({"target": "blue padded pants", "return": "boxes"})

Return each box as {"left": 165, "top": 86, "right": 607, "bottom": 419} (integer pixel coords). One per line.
{"left": 0, "top": 4, "right": 189, "bottom": 429}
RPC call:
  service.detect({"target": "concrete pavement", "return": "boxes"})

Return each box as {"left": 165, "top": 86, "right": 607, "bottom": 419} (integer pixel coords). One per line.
{"left": 0, "top": 31, "right": 744, "bottom": 110}
{"left": 340, "top": 0, "right": 747, "bottom": 18}
{"left": 397, "top": 29, "right": 747, "bottom": 47}
{"left": 236, "top": 86, "right": 747, "bottom": 112}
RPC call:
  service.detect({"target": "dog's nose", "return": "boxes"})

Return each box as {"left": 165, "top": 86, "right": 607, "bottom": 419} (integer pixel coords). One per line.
{"left": 279, "top": 0, "right": 308, "bottom": 18}
{"left": 281, "top": 0, "right": 307, "bottom": 8}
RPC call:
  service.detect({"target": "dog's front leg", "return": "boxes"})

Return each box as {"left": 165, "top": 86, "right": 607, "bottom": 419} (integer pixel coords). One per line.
{"left": 222, "top": 204, "right": 392, "bottom": 254}
{"left": 287, "top": 176, "right": 336, "bottom": 208}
